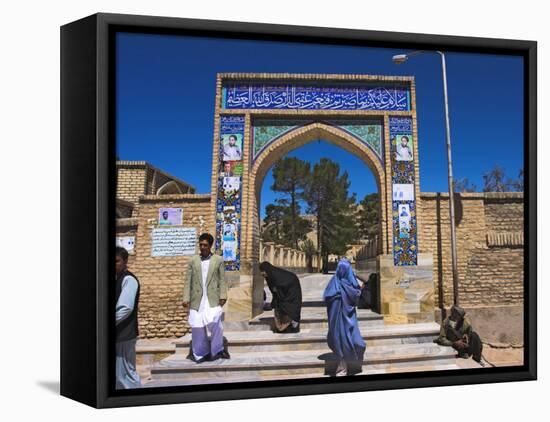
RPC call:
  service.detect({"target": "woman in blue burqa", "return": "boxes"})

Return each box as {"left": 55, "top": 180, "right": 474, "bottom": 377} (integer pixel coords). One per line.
{"left": 323, "top": 258, "right": 366, "bottom": 376}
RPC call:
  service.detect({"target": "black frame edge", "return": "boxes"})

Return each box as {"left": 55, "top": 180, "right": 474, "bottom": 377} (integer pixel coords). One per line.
{"left": 60, "top": 14, "right": 99, "bottom": 407}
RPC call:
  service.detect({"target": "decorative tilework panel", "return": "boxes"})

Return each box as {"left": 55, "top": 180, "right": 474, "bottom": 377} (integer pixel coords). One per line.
{"left": 390, "top": 116, "right": 417, "bottom": 266}
{"left": 223, "top": 83, "right": 410, "bottom": 111}
{"left": 252, "top": 118, "right": 383, "bottom": 163}
{"left": 216, "top": 115, "right": 245, "bottom": 271}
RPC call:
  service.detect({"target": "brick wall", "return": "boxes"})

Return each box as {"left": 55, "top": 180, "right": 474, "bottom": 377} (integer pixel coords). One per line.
{"left": 116, "top": 165, "right": 147, "bottom": 207}
{"left": 127, "top": 194, "right": 214, "bottom": 338}
{"left": 116, "top": 161, "right": 196, "bottom": 211}
{"left": 418, "top": 192, "right": 524, "bottom": 309}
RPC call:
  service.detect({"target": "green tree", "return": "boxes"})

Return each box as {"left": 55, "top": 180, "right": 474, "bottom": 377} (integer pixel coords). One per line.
{"left": 357, "top": 193, "right": 379, "bottom": 239}
{"left": 304, "top": 158, "right": 359, "bottom": 272}
{"left": 299, "top": 238, "right": 317, "bottom": 273}
{"left": 271, "top": 157, "right": 311, "bottom": 248}
{"left": 261, "top": 200, "right": 311, "bottom": 246}
{"left": 261, "top": 203, "right": 288, "bottom": 244}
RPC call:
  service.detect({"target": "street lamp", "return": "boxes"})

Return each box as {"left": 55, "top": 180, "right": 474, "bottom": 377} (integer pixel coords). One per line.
{"left": 392, "top": 50, "right": 460, "bottom": 306}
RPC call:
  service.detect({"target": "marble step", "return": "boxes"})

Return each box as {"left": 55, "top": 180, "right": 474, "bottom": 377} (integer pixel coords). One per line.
{"left": 143, "top": 363, "right": 459, "bottom": 388}
{"left": 173, "top": 322, "right": 440, "bottom": 353}
{"left": 247, "top": 307, "right": 383, "bottom": 330}
{"left": 151, "top": 343, "right": 457, "bottom": 380}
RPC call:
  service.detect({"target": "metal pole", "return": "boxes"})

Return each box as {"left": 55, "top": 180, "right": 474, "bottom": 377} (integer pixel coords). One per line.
{"left": 438, "top": 51, "right": 460, "bottom": 305}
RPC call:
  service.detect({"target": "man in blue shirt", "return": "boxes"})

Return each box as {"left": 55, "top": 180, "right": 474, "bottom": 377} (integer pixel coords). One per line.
{"left": 115, "top": 247, "right": 141, "bottom": 389}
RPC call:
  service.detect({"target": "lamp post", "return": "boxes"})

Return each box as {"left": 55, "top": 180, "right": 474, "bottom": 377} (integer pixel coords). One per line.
{"left": 392, "top": 50, "right": 460, "bottom": 306}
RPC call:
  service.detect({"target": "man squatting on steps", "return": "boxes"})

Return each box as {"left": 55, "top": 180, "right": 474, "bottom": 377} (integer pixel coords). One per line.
{"left": 183, "top": 232, "right": 230, "bottom": 362}
{"left": 115, "top": 246, "right": 142, "bottom": 389}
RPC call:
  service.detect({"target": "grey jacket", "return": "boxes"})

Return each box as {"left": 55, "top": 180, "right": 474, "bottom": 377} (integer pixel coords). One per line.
{"left": 183, "top": 254, "right": 227, "bottom": 311}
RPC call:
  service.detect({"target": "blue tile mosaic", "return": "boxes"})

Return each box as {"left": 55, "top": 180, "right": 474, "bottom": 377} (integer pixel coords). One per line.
{"left": 216, "top": 115, "right": 245, "bottom": 271}
{"left": 223, "top": 83, "right": 410, "bottom": 111}
{"left": 390, "top": 116, "right": 418, "bottom": 266}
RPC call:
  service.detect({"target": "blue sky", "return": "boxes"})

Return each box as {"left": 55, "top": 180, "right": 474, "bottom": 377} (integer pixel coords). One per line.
{"left": 116, "top": 32, "right": 524, "bottom": 217}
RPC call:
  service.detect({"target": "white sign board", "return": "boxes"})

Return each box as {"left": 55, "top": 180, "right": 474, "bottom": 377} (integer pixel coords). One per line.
{"left": 393, "top": 183, "right": 415, "bottom": 201}
{"left": 116, "top": 236, "right": 135, "bottom": 252}
{"left": 151, "top": 227, "right": 196, "bottom": 257}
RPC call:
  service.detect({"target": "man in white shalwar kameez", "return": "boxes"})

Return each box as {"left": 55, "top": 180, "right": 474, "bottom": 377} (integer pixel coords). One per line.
{"left": 183, "top": 233, "right": 229, "bottom": 362}
{"left": 115, "top": 247, "right": 141, "bottom": 389}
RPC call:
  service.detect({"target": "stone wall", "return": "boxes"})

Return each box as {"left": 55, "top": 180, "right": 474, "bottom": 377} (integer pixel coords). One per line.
{"left": 116, "top": 163, "right": 147, "bottom": 207}
{"left": 116, "top": 194, "right": 214, "bottom": 338}
{"left": 418, "top": 192, "right": 524, "bottom": 343}
{"left": 418, "top": 192, "right": 523, "bottom": 308}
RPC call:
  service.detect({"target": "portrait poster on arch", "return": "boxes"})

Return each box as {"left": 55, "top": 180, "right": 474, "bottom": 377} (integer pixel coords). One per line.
{"left": 60, "top": 12, "right": 536, "bottom": 408}
{"left": 394, "top": 133, "right": 414, "bottom": 161}
{"left": 221, "top": 133, "right": 243, "bottom": 161}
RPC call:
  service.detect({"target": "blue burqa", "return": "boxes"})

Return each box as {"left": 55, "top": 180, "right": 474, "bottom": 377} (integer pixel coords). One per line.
{"left": 323, "top": 260, "right": 366, "bottom": 363}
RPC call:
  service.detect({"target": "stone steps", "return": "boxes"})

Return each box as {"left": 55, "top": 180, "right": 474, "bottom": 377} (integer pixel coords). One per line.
{"left": 173, "top": 322, "right": 440, "bottom": 353}
{"left": 150, "top": 343, "right": 458, "bottom": 381}
{"left": 144, "top": 363, "right": 459, "bottom": 388}
{"left": 245, "top": 307, "right": 384, "bottom": 330}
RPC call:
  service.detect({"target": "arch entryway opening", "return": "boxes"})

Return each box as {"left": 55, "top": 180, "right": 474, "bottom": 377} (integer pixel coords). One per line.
{"left": 247, "top": 123, "right": 387, "bottom": 316}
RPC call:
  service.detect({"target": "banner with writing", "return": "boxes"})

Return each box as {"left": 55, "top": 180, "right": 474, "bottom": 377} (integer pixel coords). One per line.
{"left": 151, "top": 227, "right": 197, "bottom": 257}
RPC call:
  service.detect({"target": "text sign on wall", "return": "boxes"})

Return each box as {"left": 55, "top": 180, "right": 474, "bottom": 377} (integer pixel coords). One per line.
{"left": 222, "top": 83, "right": 410, "bottom": 111}
{"left": 151, "top": 227, "right": 196, "bottom": 257}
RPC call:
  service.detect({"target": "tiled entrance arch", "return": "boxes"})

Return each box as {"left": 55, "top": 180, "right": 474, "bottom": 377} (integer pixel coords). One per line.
{"left": 208, "top": 73, "right": 424, "bottom": 321}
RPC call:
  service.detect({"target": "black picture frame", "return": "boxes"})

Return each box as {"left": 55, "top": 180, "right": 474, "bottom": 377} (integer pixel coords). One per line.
{"left": 60, "top": 12, "right": 537, "bottom": 408}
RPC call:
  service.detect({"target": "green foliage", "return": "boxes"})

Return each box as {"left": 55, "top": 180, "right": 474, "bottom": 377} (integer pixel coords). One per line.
{"left": 261, "top": 199, "right": 311, "bottom": 246}
{"left": 357, "top": 193, "right": 379, "bottom": 239}
{"left": 270, "top": 157, "right": 312, "bottom": 248}
{"left": 303, "top": 158, "right": 359, "bottom": 269}
{"left": 299, "top": 238, "right": 317, "bottom": 271}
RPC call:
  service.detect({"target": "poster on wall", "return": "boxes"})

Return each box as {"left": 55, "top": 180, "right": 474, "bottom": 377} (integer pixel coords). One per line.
{"left": 222, "top": 176, "right": 241, "bottom": 201}
{"left": 220, "top": 160, "right": 243, "bottom": 177}
{"left": 221, "top": 133, "right": 243, "bottom": 161}
{"left": 393, "top": 184, "right": 415, "bottom": 201}
{"left": 394, "top": 133, "right": 414, "bottom": 161}
{"left": 222, "top": 240, "right": 237, "bottom": 262}
{"left": 158, "top": 208, "right": 183, "bottom": 226}
{"left": 151, "top": 227, "right": 196, "bottom": 257}
{"left": 398, "top": 203, "right": 411, "bottom": 239}
{"left": 116, "top": 236, "right": 135, "bottom": 252}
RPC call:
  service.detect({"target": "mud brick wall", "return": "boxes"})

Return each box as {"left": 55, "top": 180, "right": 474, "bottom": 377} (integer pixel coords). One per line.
{"left": 116, "top": 162, "right": 148, "bottom": 206}
{"left": 128, "top": 194, "right": 214, "bottom": 338}
{"left": 418, "top": 192, "right": 524, "bottom": 309}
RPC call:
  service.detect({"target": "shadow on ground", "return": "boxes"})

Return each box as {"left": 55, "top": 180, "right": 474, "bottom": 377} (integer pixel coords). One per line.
{"left": 36, "top": 380, "right": 59, "bottom": 395}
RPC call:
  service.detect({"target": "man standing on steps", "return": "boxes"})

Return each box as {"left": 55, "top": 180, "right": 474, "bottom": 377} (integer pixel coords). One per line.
{"left": 115, "top": 246, "right": 142, "bottom": 389}
{"left": 183, "top": 233, "right": 230, "bottom": 362}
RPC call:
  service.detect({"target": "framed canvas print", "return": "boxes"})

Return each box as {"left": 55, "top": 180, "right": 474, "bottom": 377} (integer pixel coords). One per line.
{"left": 60, "top": 12, "right": 537, "bottom": 408}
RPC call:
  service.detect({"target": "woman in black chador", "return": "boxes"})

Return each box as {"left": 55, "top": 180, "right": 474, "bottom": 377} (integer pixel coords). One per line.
{"left": 259, "top": 261, "right": 302, "bottom": 333}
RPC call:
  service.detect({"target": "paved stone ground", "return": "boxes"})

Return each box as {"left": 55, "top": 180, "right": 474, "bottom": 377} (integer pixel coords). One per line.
{"left": 455, "top": 345, "right": 524, "bottom": 369}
